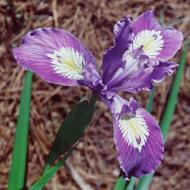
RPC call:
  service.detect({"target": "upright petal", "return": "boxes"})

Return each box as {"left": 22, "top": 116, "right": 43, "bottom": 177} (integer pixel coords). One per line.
{"left": 108, "top": 95, "right": 164, "bottom": 178}
{"left": 113, "top": 17, "right": 133, "bottom": 50}
{"left": 13, "top": 28, "right": 96, "bottom": 86}
{"left": 102, "top": 17, "right": 133, "bottom": 84}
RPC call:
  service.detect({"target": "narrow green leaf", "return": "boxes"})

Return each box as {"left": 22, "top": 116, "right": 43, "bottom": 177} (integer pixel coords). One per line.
{"left": 160, "top": 43, "right": 189, "bottom": 142}
{"left": 113, "top": 89, "right": 156, "bottom": 190}
{"left": 135, "top": 174, "right": 153, "bottom": 190}
{"left": 30, "top": 160, "right": 65, "bottom": 190}
{"left": 8, "top": 71, "right": 33, "bottom": 190}
{"left": 125, "top": 177, "right": 136, "bottom": 190}
{"left": 113, "top": 177, "right": 126, "bottom": 190}
{"left": 45, "top": 95, "right": 97, "bottom": 166}
{"left": 159, "top": 9, "right": 166, "bottom": 26}
{"left": 145, "top": 89, "right": 156, "bottom": 113}
{"left": 135, "top": 43, "right": 189, "bottom": 190}
{"left": 29, "top": 146, "right": 74, "bottom": 190}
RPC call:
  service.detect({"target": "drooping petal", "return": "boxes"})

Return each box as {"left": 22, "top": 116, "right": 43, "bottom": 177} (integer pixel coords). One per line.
{"left": 109, "top": 96, "right": 164, "bottom": 178}
{"left": 13, "top": 28, "right": 96, "bottom": 86}
{"left": 158, "top": 28, "right": 183, "bottom": 60}
{"left": 131, "top": 10, "right": 183, "bottom": 61}
{"left": 132, "top": 10, "right": 162, "bottom": 34}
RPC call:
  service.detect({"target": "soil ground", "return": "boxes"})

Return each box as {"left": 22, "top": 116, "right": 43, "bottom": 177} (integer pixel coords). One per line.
{"left": 0, "top": 0, "right": 190, "bottom": 189}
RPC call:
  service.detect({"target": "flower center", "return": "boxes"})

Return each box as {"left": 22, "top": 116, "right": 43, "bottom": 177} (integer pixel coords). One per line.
{"left": 47, "top": 47, "right": 84, "bottom": 80}
{"left": 129, "top": 29, "right": 164, "bottom": 59}
{"left": 119, "top": 112, "right": 149, "bottom": 152}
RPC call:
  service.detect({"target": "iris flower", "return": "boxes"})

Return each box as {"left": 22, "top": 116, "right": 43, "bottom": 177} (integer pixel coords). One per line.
{"left": 13, "top": 11, "right": 183, "bottom": 178}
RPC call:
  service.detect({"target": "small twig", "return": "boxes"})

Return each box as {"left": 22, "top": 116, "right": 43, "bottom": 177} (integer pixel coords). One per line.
{"left": 66, "top": 161, "right": 95, "bottom": 190}
{"left": 52, "top": 0, "right": 59, "bottom": 28}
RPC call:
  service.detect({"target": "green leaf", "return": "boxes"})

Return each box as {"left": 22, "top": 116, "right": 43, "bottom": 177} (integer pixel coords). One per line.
{"left": 135, "top": 42, "right": 189, "bottom": 190}
{"left": 135, "top": 174, "right": 154, "bottom": 190}
{"left": 29, "top": 146, "right": 74, "bottom": 190}
{"left": 113, "top": 177, "right": 126, "bottom": 190}
{"left": 45, "top": 95, "right": 97, "bottom": 167}
{"left": 160, "top": 43, "right": 189, "bottom": 142}
{"left": 145, "top": 88, "right": 156, "bottom": 113}
{"left": 29, "top": 95, "right": 97, "bottom": 190}
{"left": 8, "top": 71, "right": 33, "bottom": 190}
{"left": 125, "top": 177, "right": 136, "bottom": 190}
{"left": 113, "top": 89, "right": 156, "bottom": 190}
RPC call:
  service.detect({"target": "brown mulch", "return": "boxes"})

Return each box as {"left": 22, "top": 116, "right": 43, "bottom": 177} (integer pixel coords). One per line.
{"left": 0, "top": 0, "right": 190, "bottom": 189}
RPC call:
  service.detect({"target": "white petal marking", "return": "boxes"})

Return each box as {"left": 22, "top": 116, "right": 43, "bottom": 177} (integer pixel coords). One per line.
{"left": 119, "top": 111, "right": 149, "bottom": 152}
{"left": 47, "top": 47, "right": 85, "bottom": 80}
{"left": 129, "top": 29, "right": 164, "bottom": 59}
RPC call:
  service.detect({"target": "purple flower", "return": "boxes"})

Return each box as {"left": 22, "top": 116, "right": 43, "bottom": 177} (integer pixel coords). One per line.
{"left": 102, "top": 10, "right": 183, "bottom": 93}
{"left": 13, "top": 11, "right": 183, "bottom": 179}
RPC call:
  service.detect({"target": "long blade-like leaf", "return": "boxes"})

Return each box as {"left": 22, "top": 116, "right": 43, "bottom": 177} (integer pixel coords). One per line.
{"left": 29, "top": 96, "right": 97, "bottom": 189}
{"left": 8, "top": 71, "right": 33, "bottom": 190}
{"left": 135, "top": 174, "right": 154, "bottom": 190}
{"left": 125, "top": 177, "right": 136, "bottom": 190}
{"left": 29, "top": 145, "right": 74, "bottom": 190}
{"left": 160, "top": 43, "right": 189, "bottom": 142}
{"left": 45, "top": 95, "right": 97, "bottom": 167}
{"left": 113, "top": 177, "right": 127, "bottom": 190}
{"left": 135, "top": 43, "right": 189, "bottom": 190}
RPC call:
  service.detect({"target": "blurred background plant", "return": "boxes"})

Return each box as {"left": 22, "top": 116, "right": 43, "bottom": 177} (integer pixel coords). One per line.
{"left": 0, "top": 0, "right": 190, "bottom": 190}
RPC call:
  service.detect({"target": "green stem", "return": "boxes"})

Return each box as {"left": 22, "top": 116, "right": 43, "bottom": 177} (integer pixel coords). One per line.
{"left": 125, "top": 177, "right": 136, "bottom": 190}
{"left": 29, "top": 142, "right": 76, "bottom": 190}
{"left": 8, "top": 71, "right": 33, "bottom": 190}
{"left": 113, "top": 177, "right": 126, "bottom": 190}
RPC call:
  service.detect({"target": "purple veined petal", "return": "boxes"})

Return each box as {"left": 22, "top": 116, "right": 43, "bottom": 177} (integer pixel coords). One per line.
{"left": 101, "top": 49, "right": 151, "bottom": 93}
{"left": 109, "top": 96, "right": 164, "bottom": 178}
{"left": 104, "top": 48, "right": 148, "bottom": 90}
{"left": 132, "top": 10, "right": 162, "bottom": 34}
{"left": 158, "top": 28, "right": 183, "bottom": 60}
{"left": 101, "top": 17, "right": 133, "bottom": 84}
{"left": 150, "top": 61, "right": 178, "bottom": 83}
{"left": 13, "top": 28, "right": 97, "bottom": 87}
{"left": 81, "top": 62, "right": 103, "bottom": 92}
{"left": 130, "top": 10, "right": 183, "bottom": 61}
{"left": 102, "top": 43, "right": 178, "bottom": 93}
{"left": 113, "top": 17, "right": 133, "bottom": 50}
{"left": 110, "top": 61, "right": 178, "bottom": 93}
{"left": 101, "top": 11, "right": 182, "bottom": 94}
